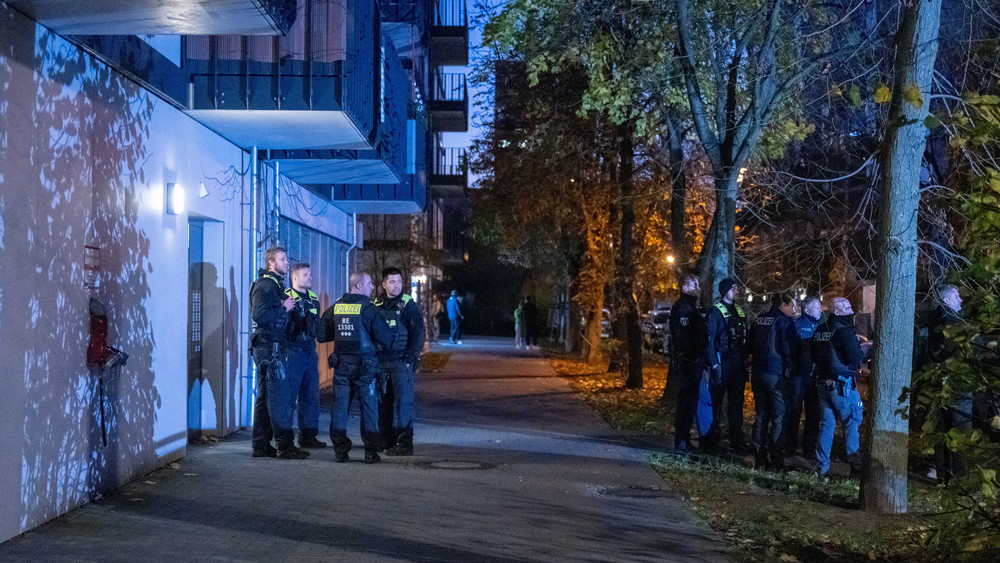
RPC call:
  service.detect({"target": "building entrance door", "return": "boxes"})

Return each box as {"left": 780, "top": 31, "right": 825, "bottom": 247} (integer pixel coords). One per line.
{"left": 187, "top": 218, "right": 226, "bottom": 439}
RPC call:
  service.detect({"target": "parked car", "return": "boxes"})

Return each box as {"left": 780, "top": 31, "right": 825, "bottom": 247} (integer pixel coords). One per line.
{"left": 601, "top": 309, "right": 611, "bottom": 338}
{"left": 641, "top": 308, "right": 671, "bottom": 354}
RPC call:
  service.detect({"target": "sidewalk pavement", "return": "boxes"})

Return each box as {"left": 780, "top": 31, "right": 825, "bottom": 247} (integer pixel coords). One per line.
{"left": 1, "top": 336, "right": 727, "bottom": 562}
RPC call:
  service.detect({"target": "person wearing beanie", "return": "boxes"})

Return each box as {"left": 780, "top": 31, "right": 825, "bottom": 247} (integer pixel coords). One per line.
{"left": 702, "top": 278, "right": 749, "bottom": 454}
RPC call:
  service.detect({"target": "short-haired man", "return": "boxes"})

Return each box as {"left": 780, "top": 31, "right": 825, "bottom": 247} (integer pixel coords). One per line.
{"left": 811, "top": 297, "right": 864, "bottom": 476}
{"left": 748, "top": 292, "right": 798, "bottom": 470}
{"left": 250, "top": 247, "right": 308, "bottom": 459}
{"left": 447, "top": 290, "right": 463, "bottom": 344}
{"left": 319, "top": 272, "right": 394, "bottom": 463}
{"left": 374, "top": 267, "right": 426, "bottom": 456}
{"left": 285, "top": 263, "right": 326, "bottom": 449}
{"left": 669, "top": 274, "right": 712, "bottom": 454}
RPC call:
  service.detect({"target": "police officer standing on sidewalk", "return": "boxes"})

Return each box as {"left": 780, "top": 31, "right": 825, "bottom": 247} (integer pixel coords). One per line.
{"left": 669, "top": 274, "right": 712, "bottom": 454}
{"left": 284, "top": 263, "right": 326, "bottom": 449}
{"left": 375, "top": 267, "right": 426, "bottom": 456}
{"left": 319, "top": 272, "right": 394, "bottom": 463}
{"left": 811, "top": 297, "right": 864, "bottom": 477}
{"left": 784, "top": 296, "right": 823, "bottom": 460}
{"left": 748, "top": 293, "right": 798, "bottom": 470}
{"left": 250, "top": 246, "right": 309, "bottom": 459}
{"left": 703, "top": 278, "right": 749, "bottom": 454}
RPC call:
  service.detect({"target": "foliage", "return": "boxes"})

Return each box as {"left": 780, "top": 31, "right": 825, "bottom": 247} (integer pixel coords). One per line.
{"left": 910, "top": 93, "right": 1000, "bottom": 554}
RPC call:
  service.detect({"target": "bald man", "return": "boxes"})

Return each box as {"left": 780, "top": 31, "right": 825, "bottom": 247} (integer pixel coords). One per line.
{"left": 319, "top": 272, "right": 394, "bottom": 463}
{"left": 810, "top": 297, "right": 864, "bottom": 476}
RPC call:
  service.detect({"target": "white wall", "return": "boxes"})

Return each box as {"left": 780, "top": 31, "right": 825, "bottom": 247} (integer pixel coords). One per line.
{"left": 0, "top": 5, "right": 353, "bottom": 542}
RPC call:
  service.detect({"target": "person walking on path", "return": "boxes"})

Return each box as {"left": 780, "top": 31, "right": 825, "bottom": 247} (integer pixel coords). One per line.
{"left": 514, "top": 299, "right": 525, "bottom": 349}
{"left": 811, "top": 297, "right": 864, "bottom": 477}
{"left": 284, "top": 263, "right": 326, "bottom": 450}
{"left": 249, "top": 247, "right": 309, "bottom": 459}
{"left": 748, "top": 293, "right": 798, "bottom": 471}
{"left": 374, "top": 267, "right": 426, "bottom": 456}
{"left": 522, "top": 296, "right": 539, "bottom": 348}
{"left": 447, "top": 290, "right": 464, "bottom": 344}
{"left": 320, "top": 272, "right": 394, "bottom": 463}
{"left": 703, "top": 278, "right": 749, "bottom": 454}
{"left": 669, "top": 274, "right": 712, "bottom": 454}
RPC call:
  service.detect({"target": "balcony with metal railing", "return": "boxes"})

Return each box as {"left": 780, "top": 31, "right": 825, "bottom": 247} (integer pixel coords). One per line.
{"left": 182, "top": 0, "right": 381, "bottom": 151}
{"left": 266, "top": 37, "right": 409, "bottom": 191}
{"left": 430, "top": 0, "right": 468, "bottom": 66}
{"left": 430, "top": 145, "right": 467, "bottom": 197}
{"left": 428, "top": 70, "right": 468, "bottom": 132}
{"left": 6, "top": 0, "right": 297, "bottom": 35}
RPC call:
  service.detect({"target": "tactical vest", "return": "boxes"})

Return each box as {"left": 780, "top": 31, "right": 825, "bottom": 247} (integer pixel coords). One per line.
{"left": 812, "top": 323, "right": 852, "bottom": 379}
{"left": 250, "top": 272, "right": 287, "bottom": 340}
{"left": 332, "top": 298, "right": 375, "bottom": 355}
{"left": 714, "top": 302, "right": 746, "bottom": 353}
{"left": 375, "top": 294, "right": 411, "bottom": 354}
{"left": 285, "top": 288, "right": 320, "bottom": 343}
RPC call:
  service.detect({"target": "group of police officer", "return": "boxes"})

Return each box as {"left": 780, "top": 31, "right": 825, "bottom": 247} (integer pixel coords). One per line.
{"left": 669, "top": 275, "right": 865, "bottom": 477}
{"left": 249, "top": 246, "right": 425, "bottom": 463}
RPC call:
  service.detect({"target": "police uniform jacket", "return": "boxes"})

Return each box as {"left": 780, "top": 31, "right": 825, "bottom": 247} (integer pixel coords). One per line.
{"left": 250, "top": 269, "right": 289, "bottom": 348}
{"left": 793, "top": 314, "right": 821, "bottom": 379}
{"left": 811, "top": 314, "right": 863, "bottom": 381}
{"left": 319, "top": 293, "right": 394, "bottom": 357}
{"left": 374, "top": 293, "right": 426, "bottom": 363}
{"left": 285, "top": 287, "right": 324, "bottom": 350}
{"left": 704, "top": 301, "right": 747, "bottom": 366}
{"left": 749, "top": 304, "right": 797, "bottom": 377}
{"left": 668, "top": 293, "right": 703, "bottom": 364}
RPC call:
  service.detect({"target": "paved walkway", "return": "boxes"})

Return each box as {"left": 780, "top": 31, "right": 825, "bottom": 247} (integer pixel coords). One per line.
{"left": 1, "top": 337, "right": 727, "bottom": 562}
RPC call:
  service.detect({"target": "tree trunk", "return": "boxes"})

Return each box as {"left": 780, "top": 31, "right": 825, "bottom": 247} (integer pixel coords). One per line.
{"left": 617, "top": 123, "right": 643, "bottom": 388}
{"left": 699, "top": 174, "right": 739, "bottom": 301}
{"left": 667, "top": 113, "right": 689, "bottom": 267}
{"left": 862, "top": 0, "right": 943, "bottom": 515}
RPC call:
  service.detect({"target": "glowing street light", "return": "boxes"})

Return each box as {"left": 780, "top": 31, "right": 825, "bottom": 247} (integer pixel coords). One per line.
{"left": 666, "top": 255, "right": 675, "bottom": 264}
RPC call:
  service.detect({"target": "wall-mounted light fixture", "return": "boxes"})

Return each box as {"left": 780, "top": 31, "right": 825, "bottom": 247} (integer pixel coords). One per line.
{"left": 165, "top": 182, "right": 184, "bottom": 215}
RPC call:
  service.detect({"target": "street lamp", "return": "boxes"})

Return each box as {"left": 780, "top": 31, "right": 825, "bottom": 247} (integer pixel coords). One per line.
{"left": 666, "top": 255, "right": 675, "bottom": 264}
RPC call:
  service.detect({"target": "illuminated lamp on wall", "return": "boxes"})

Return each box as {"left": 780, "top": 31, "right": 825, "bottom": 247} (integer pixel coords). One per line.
{"left": 165, "top": 182, "right": 185, "bottom": 215}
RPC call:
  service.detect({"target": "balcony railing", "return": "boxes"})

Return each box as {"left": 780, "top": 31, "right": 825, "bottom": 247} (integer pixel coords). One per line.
{"left": 184, "top": 0, "right": 381, "bottom": 146}
{"left": 434, "top": 0, "right": 467, "bottom": 27}
{"left": 433, "top": 72, "right": 466, "bottom": 102}
{"left": 434, "top": 147, "right": 466, "bottom": 176}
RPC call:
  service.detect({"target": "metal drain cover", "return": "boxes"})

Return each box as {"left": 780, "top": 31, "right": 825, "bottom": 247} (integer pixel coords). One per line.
{"left": 597, "top": 485, "right": 671, "bottom": 498}
{"left": 415, "top": 460, "right": 495, "bottom": 471}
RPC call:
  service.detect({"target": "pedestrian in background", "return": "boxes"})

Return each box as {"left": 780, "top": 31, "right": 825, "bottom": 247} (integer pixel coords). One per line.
{"left": 522, "top": 296, "right": 538, "bottom": 348}
{"left": 514, "top": 299, "right": 525, "bottom": 349}
{"left": 926, "top": 284, "right": 970, "bottom": 481}
{"left": 447, "top": 290, "right": 464, "bottom": 344}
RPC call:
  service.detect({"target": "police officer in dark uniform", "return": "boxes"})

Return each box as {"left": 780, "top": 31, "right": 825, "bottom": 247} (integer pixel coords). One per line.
{"left": 784, "top": 296, "right": 822, "bottom": 459}
{"left": 703, "top": 278, "right": 749, "bottom": 453}
{"left": 319, "top": 272, "right": 394, "bottom": 463}
{"left": 749, "top": 293, "right": 798, "bottom": 470}
{"left": 811, "top": 297, "right": 864, "bottom": 476}
{"left": 670, "top": 274, "right": 712, "bottom": 454}
{"left": 285, "top": 262, "right": 326, "bottom": 449}
{"left": 250, "top": 246, "right": 309, "bottom": 459}
{"left": 374, "top": 267, "right": 426, "bottom": 456}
